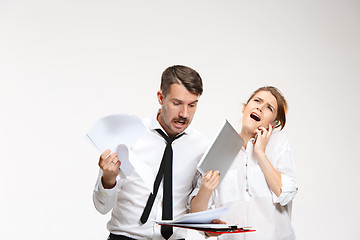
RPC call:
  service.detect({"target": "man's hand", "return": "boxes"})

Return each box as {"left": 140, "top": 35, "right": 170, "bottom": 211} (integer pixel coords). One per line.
{"left": 98, "top": 149, "right": 121, "bottom": 189}
{"left": 205, "top": 219, "right": 227, "bottom": 237}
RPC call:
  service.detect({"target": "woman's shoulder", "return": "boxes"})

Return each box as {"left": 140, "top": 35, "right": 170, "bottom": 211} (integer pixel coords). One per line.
{"left": 268, "top": 129, "right": 292, "bottom": 150}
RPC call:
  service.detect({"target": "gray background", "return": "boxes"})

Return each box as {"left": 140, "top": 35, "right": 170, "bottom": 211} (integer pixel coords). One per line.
{"left": 1, "top": 1, "right": 359, "bottom": 239}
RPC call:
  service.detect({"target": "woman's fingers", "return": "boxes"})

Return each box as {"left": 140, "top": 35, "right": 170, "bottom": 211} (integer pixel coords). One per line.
{"left": 202, "top": 170, "right": 213, "bottom": 182}
{"left": 202, "top": 170, "right": 220, "bottom": 190}
{"left": 267, "top": 123, "right": 273, "bottom": 136}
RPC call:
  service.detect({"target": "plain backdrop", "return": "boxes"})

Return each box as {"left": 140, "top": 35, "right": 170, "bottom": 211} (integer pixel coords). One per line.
{"left": 1, "top": 1, "right": 359, "bottom": 239}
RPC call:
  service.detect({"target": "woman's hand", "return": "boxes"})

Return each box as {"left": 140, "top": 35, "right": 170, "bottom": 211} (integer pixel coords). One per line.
{"left": 252, "top": 124, "right": 282, "bottom": 197}
{"left": 253, "top": 123, "right": 273, "bottom": 158}
{"left": 190, "top": 170, "right": 220, "bottom": 213}
{"left": 200, "top": 170, "right": 220, "bottom": 193}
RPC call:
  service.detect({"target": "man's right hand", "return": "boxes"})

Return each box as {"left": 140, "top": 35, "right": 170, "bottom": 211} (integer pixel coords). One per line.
{"left": 205, "top": 219, "right": 227, "bottom": 237}
{"left": 99, "top": 149, "right": 121, "bottom": 189}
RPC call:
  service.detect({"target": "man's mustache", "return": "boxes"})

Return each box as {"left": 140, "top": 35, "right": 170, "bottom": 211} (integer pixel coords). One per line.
{"left": 174, "top": 117, "right": 188, "bottom": 123}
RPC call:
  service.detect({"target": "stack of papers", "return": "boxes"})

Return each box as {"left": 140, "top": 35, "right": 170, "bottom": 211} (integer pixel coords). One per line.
{"left": 156, "top": 207, "right": 254, "bottom": 234}
{"left": 86, "top": 114, "right": 146, "bottom": 176}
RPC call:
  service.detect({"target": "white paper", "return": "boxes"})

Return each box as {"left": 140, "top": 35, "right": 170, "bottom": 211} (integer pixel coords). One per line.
{"left": 86, "top": 114, "right": 146, "bottom": 176}
{"left": 156, "top": 206, "right": 229, "bottom": 224}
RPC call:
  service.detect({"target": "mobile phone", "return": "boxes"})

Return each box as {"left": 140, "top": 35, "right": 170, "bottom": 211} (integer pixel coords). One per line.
{"left": 253, "top": 122, "right": 277, "bottom": 143}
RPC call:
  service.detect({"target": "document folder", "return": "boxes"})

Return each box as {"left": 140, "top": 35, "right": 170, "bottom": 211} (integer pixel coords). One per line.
{"left": 197, "top": 120, "right": 244, "bottom": 183}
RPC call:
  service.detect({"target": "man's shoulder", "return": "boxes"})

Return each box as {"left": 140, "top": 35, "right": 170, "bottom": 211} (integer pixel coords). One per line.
{"left": 141, "top": 117, "right": 152, "bottom": 128}
{"left": 186, "top": 127, "right": 209, "bottom": 146}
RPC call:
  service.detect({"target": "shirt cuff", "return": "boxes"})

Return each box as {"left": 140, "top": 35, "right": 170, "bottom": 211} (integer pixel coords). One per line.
{"left": 95, "top": 172, "right": 125, "bottom": 201}
{"left": 272, "top": 174, "right": 298, "bottom": 206}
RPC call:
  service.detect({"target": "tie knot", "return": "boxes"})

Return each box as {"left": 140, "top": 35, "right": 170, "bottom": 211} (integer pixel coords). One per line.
{"left": 155, "top": 129, "right": 184, "bottom": 144}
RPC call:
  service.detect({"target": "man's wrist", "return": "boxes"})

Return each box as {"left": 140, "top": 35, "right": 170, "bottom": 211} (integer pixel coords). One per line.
{"left": 101, "top": 176, "right": 116, "bottom": 189}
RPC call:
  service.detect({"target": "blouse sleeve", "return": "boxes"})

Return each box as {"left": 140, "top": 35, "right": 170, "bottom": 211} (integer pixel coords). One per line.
{"left": 187, "top": 170, "right": 216, "bottom": 210}
{"left": 271, "top": 135, "right": 298, "bottom": 206}
{"left": 186, "top": 170, "right": 202, "bottom": 209}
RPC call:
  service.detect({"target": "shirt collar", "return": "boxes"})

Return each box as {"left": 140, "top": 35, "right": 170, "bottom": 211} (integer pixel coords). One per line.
{"left": 150, "top": 109, "right": 192, "bottom": 137}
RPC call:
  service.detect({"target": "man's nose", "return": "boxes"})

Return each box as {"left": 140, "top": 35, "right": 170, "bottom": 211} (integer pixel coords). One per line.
{"left": 179, "top": 106, "right": 189, "bottom": 118}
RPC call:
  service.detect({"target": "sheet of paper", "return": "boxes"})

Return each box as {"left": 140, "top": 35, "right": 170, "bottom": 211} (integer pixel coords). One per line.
{"left": 197, "top": 120, "right": 244, "bottom": 183}
{"left": 156, "top": 206, "right": 229, "bottom": 224}
{"left": 86, "top": 114, "right": 146, "bottom": 176}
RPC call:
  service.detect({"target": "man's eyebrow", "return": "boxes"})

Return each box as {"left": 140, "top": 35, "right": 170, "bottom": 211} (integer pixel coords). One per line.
{"left": 171, "top": 99, "right": 198, "bottom": 104}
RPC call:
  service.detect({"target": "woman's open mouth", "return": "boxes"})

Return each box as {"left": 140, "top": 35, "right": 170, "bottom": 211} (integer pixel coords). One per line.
{"left": 250, "top": 112, "right": 261, "bottom": 122}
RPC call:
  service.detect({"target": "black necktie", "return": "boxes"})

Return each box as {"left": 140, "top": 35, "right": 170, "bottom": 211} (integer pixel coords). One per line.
{"left": 140, "top": 129, "right": 184, "bottom": 239}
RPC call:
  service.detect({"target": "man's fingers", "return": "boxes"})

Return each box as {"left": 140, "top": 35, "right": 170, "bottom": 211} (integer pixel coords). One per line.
{"left": 99, "top": 151, "right": 119, "bottom": 169}
{"left": 212, "top": 219, "right": 226, "bottom": 224}
{"left": 99, "top": 150, "right": 110, "bottom": 167}
{"left": 100, "top": 149, "right": 111, "bottom": 161}
{"left": 115, "top": 160, "right": 121, "bottom": 168}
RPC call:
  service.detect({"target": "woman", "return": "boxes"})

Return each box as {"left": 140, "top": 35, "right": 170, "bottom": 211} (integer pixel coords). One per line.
{"left": 191, "top": 86, "right": 298, "bottom": 240}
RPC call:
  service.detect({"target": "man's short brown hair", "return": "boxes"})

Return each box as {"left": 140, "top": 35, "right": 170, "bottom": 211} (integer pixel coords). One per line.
{"left": 160, "top": 65, "right": 203, "bottom": 97}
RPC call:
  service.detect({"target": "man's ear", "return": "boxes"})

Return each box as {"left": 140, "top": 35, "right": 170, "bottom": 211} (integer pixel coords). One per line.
{"left": 157, "top": 90, "right": 164, "bottom": 105}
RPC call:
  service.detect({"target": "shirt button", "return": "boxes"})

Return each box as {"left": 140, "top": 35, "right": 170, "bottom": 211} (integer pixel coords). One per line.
{"left": 246, "top": 188, "right": 249, "bottom": 192}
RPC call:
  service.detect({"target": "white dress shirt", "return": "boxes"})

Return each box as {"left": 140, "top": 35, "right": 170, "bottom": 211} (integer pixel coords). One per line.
{"left": 193, "top": 130, "right": 298, "bottom": 240}
{"left": 93, "top": 112, "right": 208, "bottom": 240}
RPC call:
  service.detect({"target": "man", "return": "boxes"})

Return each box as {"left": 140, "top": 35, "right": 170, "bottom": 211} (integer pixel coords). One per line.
{"left": 93, "top": 65, "right": 208, "bottom": 240}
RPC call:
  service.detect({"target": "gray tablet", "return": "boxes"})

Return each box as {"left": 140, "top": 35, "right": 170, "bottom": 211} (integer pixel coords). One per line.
{"left": 197, "top": 120, "right": 244, "bottom": 183}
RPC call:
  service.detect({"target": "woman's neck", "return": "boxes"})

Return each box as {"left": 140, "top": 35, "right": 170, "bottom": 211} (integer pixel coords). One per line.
{"left": 240, "top": 127, "right": 255, "bottom": 150}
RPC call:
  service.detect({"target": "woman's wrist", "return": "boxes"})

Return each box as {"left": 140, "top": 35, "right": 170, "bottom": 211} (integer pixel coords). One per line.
{"left": 198, "top": 185, "right": 214, "bottom": 198}
{"left": 254, "top": 150, "right": 266, "bottom": 159}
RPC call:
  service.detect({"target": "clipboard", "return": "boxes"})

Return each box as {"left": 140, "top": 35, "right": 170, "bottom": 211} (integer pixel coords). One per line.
{"left": 197, "top": 120, "right": 244, "bottom": 183}
{"left": 156, "top": 207, "right": 255, "bottom": 234}
{"left": 157, "top": 223, "right": 255, "bottom": 234}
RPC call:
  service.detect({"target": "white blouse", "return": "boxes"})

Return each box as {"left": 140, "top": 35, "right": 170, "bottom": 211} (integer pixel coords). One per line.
{"left": 197, "top": 130, "right": 298, "bottom": 240}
